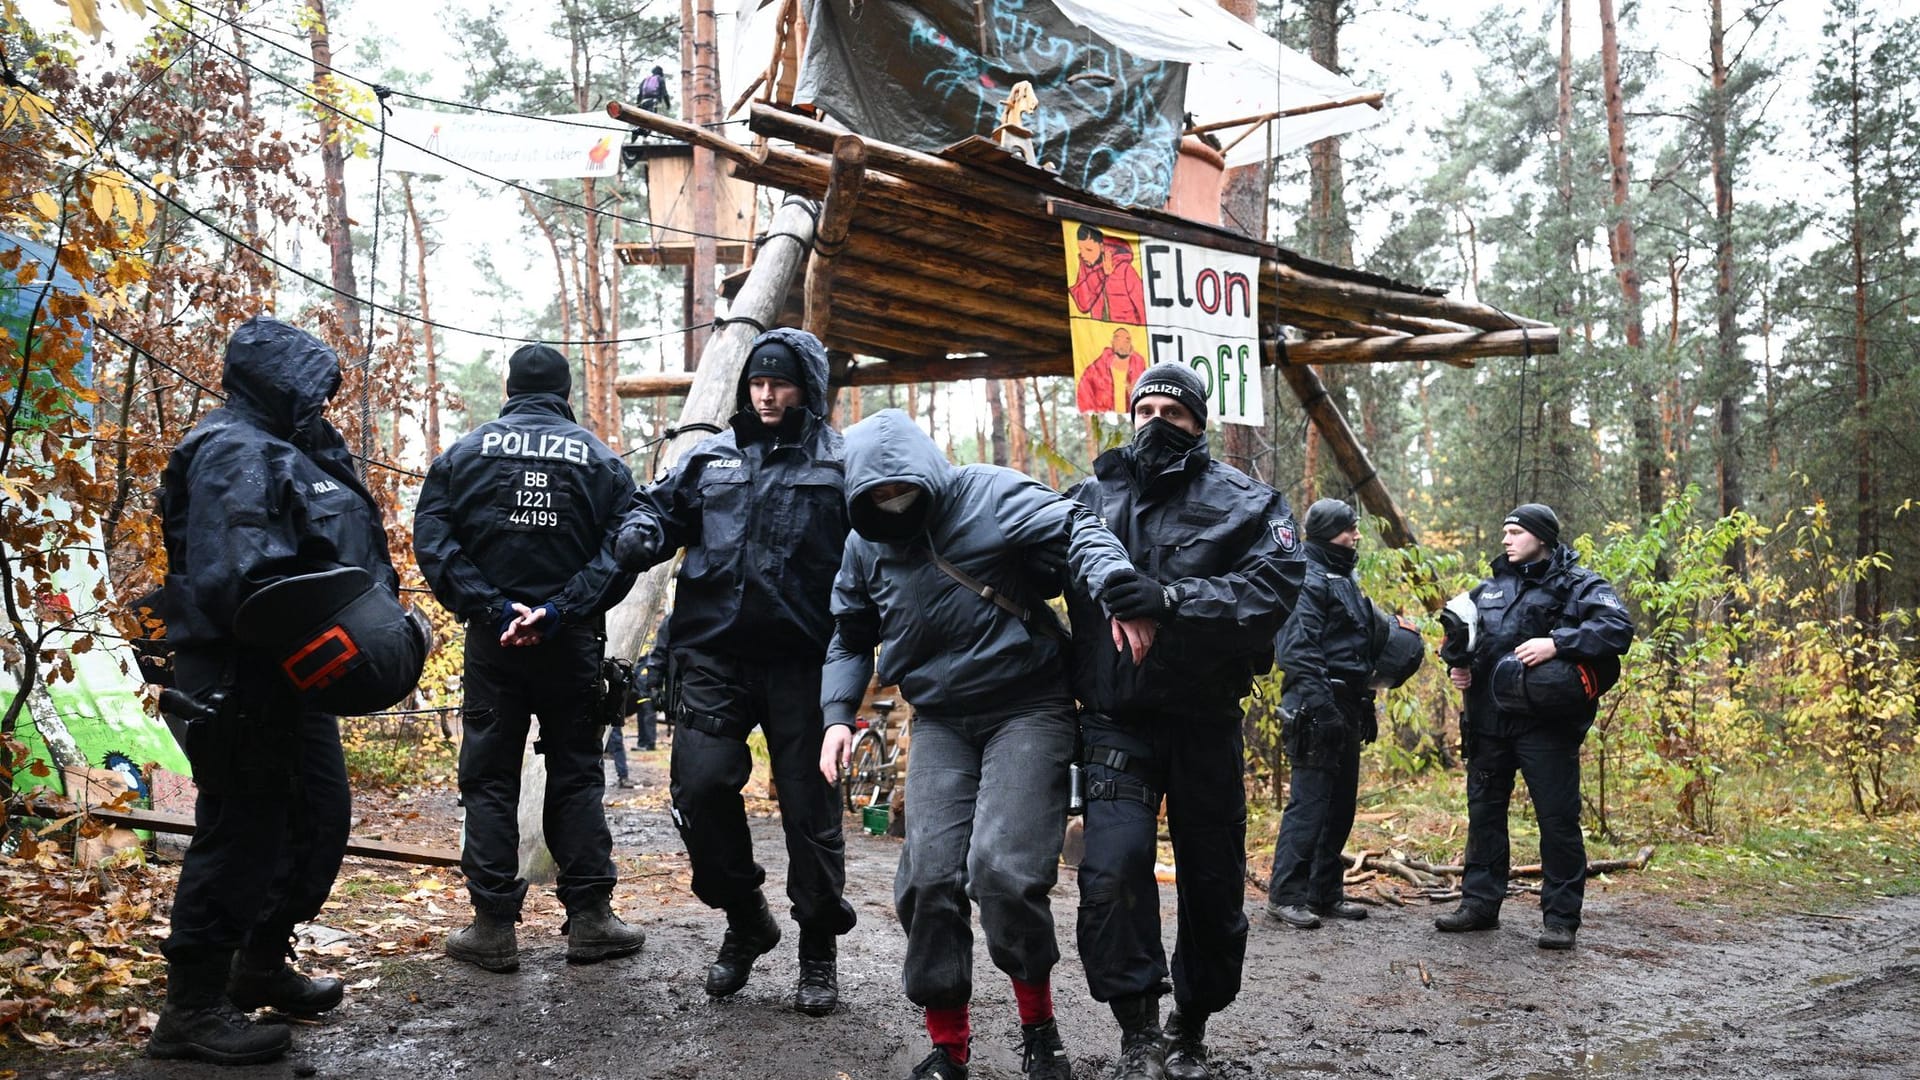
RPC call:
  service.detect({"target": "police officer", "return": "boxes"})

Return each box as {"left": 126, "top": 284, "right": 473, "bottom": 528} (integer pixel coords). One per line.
{"left": 817, "top": 408, "right": 1141, "bottom": 1080}
{"left": 414, "top": 343, "right": 645, "bottom": 972}
{"left": 614, "top": 329, "right": 856, "bottom": 1015}
{"left": 1064, "top": 364, "right": 1304, "bottom": 1080}
{"left": 148, "top": 317, "right": 397, "bottom": 1065}
{"left": 1437, "top": 504, "right": 1633, "bottom": 949}
{"left": 1266, "top": 499, "right": 1377, "bottom": 930}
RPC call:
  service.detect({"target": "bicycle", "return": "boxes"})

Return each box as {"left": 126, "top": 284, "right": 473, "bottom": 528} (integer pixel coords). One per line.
{"left": 841, "top": 698, "right": 905, "bottom": 812}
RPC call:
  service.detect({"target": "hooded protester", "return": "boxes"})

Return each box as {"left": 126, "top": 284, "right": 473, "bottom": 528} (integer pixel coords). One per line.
{"left": 613, "top": 328, "right": 857, "bottom": 1016}
{"left": 1266, "top": 498, "right": 1379, "bottom": 932}
{"left": 414, "top": 342, "right": 646, "bottom": 974}
{"left": 149, "top": 316, "right": 403, "bottom": 1065}
{"left": 816, "top": 410, "right": 1143, "bottom": 1080}
{"left": 1064, "top": 363, "right": 1305, "bottom": 1080}
{"left": 1437, "top": 504, "right": 1633, "bottom": 950}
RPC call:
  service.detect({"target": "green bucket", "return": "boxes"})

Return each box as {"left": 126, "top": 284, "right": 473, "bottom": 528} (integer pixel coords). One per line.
{"left": 861, "top": 804, "right": 891, "bottom": 836}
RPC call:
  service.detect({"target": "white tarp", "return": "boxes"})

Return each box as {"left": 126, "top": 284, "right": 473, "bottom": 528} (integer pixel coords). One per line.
{"left": 1046, "top": 0, "right": 1385, "bottom": 167}
{"left": 383, "top": 106, "right": 631, "bottom": 180}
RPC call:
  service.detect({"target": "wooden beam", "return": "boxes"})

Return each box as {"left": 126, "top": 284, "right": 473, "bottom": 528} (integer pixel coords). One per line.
{"left": 1275, "top": 327, "right": 1558, "bottom": 367}
{"left": 1262, "top": 261, "right": 1554, "bottom": 333}
{"left": 615, "top": 371, "right": 696, "bottom": 397}
{"left": 21, "top": 799, "right": 460, "bottom": 866}
{"left": 805, "top": 135, "right": 869, "bottom": 340}
{"left": 844, "top": 352, "right": 1068, "bottom": 385}
{"left": 1277, "top": 363, "right": 1416, "bottom": 549}
{"left": 607, "top": 99, "right": 758, "bottom": 168}
{"left": 1047, "top": 197, "right": 1278, "bottom": 260}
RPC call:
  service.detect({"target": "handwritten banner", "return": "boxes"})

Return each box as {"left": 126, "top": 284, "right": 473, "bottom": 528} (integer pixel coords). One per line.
{"left": 1061, "top": 220, "right": 1263, "bottom": 425}
{"left": 383, "top": 107, "right": 629, "bottom": 181}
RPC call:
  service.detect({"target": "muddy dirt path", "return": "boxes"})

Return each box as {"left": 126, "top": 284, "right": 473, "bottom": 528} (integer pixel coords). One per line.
{"left": 41, "top": 751, "right": 1920, "bottom": 1079}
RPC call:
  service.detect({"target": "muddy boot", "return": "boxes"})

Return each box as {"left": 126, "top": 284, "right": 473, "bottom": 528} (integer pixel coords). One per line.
{"left": 908, "top": 1046, "right": 968, "bottom": 1079}
{"left": 1265, "top": 903, "right": 1320, "bottom": 929}
{"left": 1018, "top": 1017, "right": 1071, "bottom": 1080}
{"left": 564, "top": 897, "right": 647, "bottom": 964}
{"left": 1111, "top": 993, "right": 1167, "bottom": 1080}
{"left": 446, "top": 908, "right": 520, "bottom": 973}
{"left": 706, "top": 890, "right": 781, "bottom": 998}
{"left": 148, "top": 954, "right": 292, "bottom": 1066}
{"left": 1538, "top": 923, "right": 1577, "bottom": 950}
{"left": 1434, "top": 904, "right": 1500, "bottom": 933}
{"left": 794, "top": 930, "right": 838, "bottom": 1016}
{"left": 1163, "top": 1009, "right": 1212, "bottom": 1080}
{"left": 227, "top": 944, "right": 344, "bottom": 1016}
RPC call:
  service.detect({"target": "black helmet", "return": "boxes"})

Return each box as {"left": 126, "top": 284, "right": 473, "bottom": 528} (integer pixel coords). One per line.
{"left": 1488, "top": 652, "right": 1620, "bottom": 713}
{"left": 1369, "top": 609, "right": 1426, "bottom": 690}
{"left": 235, "top": 566, "right": 428, "bottom": 714}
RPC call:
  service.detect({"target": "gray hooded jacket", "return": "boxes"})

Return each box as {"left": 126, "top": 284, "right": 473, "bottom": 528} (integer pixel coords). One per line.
{"left": 821, "top": 410, "right": 1135, "bottom": 725}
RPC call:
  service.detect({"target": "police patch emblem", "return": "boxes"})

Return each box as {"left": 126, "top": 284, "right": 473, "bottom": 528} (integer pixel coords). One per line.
{"left": 1270, "top": 517, "right": 1299, "bottom": 553}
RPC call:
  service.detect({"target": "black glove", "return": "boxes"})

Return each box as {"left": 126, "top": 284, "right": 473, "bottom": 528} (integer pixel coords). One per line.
{"left": 1102, "top": 568, "right": 1175, "bottom": 622}
{"left": 1025, "top": 541, "right": 1069, "bottom": 600}
{"left": 616, "top": 524, "right": 664, "bottom": 571}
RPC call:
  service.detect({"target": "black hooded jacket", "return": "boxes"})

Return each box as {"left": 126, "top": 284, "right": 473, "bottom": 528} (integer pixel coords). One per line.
{"left": 1274, "top": 540, "right": 1375, "bottom": 717}
{"left": 622, "top": 328, "right": 848, "bottom": 660}
{"left": 1460, "top": 543, "right": 1634, "bottom": 737}
{"left": 821, "top": 410, "right": 1137, "bottom": 724}
{"left": 1065, "top": 439, "right": 1304, "bottom": 715}
{"left": 158, "top": 317, "right": 398, "bottom": 651}
{"left": 414, "top": 387, "right": 638, "bottom": 626}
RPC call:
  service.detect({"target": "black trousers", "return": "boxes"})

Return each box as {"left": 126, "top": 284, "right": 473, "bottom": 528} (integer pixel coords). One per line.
{"left": 1462, "top": 725, "right": 1586, "bottom": 928}
{"left": 1267, "top": 693, "right": 1365, "bottom": 909}
{"left": 164, "top": 656, "right": 350, "bottom": 967}
{"left": 1076, "top": 708, "right": 1248, "bottom": 1017}
{"left": 668, "top": 648, "right": 855, "bottom": 935}
{"left": 458, "top": 623, "right": 616, "bottom": 917}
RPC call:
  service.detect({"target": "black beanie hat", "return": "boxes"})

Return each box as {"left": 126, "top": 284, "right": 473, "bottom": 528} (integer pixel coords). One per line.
{"left": 1304, "top": 498, "right": 1358, "bottom": 543}
{"left": 1129, "top": 361, "right": 1209, "bottom": 428}
{"left": 506, "top": 344, "right": 571, "bottom": 399}
{"left": 744, "top": 338, "right": 805, "bottom": 388}
{"left": 1503, "top": 502, "right": 1561, "bottom": 547}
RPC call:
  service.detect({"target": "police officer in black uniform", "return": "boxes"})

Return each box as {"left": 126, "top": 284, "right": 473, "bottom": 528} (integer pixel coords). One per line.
{"left": 414, "top": 343, "right": 645, "bottom": 972}
{"left": 148, "top": 317, "right": 398, "bottom": 1065}
{"left": 614, "top": 328, "right": 856, "bottom": 1015}
{"left": 1266, "top": 498, "right": 1378, "bottom": 929}
{"left": 1065, "top": 363, "right": 1304, "bottom": 1080}
{"left": 1437, "top": 503, "right": 1633, "bottom": 949}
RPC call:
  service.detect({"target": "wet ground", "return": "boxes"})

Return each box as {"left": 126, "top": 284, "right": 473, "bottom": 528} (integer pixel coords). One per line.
{"left": 26, "top": 751, "right": 1920, "bottom": 1079}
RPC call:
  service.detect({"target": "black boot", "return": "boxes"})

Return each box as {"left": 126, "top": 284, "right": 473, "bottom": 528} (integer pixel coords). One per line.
{"left": 148, "top": 954, "right": 292, "bottom": 1066}
{"left": 1111, "top": 994, "right": 1167, "bottom": 1080}
{"left": 227, "top": 946, "right": 344, "bottom": 1016}
{"left": 1163, "top": 1009, "right": 1212, "bottom": 1080}
{"left": 794, "top": 930, "right": 838, "bottom": 1016}
{"left": 1019, "top": 1017, "right": 1072, "bottom": 1080}
{"left": 706, "top": 890, "right": 781, "bottom": 998}
{"left": 446, "top": 908, "right": 520, "bottom": 973}
{"left": 564, "top": 897, "right": 647, "bottom": 964}
{"left": 1434, "top": 904, "right": 1500, "bottom": 933}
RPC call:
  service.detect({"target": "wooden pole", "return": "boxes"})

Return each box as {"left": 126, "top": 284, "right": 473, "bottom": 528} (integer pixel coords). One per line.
{"left": 1277, "top": 362, "right": 1415, "bottom": 548}
{"left": 688, "top": 0, "right": 719, "bottom": 366}
{"left": 604, "top": 195, "right": 819, "bottom": 663}
{"left": 804, "top": 136, "right": 868, "bottom": 340}
{"left": 1273, "top": 327, "right": 1558, "bottom": 367}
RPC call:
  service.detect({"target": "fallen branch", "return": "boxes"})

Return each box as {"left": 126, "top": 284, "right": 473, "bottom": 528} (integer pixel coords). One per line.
{"left": 1372, "top": 882, "right": 1406, "bottom": 907}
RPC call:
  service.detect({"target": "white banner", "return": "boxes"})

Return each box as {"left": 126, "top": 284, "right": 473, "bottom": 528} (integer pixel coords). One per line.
{"left": 383, "top": 106, "right": 630, "bottom": 180}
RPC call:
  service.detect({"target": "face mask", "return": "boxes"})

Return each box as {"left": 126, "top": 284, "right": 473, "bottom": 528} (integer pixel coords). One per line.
{"left": 1132, "top": 417, "right": 1202, "bottom": 473}
{"left": 874, "top": 489, "right": 922, "bottom": 514}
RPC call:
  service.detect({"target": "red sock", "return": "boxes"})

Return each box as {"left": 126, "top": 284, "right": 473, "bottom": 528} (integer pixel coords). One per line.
{"left": 925, "top": 1005, "right": 970, "bottom": 1064}
{"left": 1011, "top": 976, "right": 1054, "bottom": 1026}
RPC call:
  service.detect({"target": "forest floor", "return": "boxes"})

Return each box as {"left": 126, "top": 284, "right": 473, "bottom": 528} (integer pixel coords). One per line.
{"left": 6, "top": 743, "right": 1920, "bottom": 1080}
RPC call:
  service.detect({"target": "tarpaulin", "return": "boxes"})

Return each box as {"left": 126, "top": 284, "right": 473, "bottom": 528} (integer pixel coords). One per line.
{"left": 794, "top": 0, "right": 1189, "bottom": 208}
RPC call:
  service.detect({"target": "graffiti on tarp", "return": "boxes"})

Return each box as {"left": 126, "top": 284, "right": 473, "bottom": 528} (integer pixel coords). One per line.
{"left": 806, "top": 0, "right": 1187, "bottom": 208}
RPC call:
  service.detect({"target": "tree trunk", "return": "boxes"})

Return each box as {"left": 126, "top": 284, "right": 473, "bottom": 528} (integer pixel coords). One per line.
{"left": 403, "top": 176, "right": 441, "bottom": 458}
{"left": 985, "top": 379, "right": 1009, "bottom": 466}
{"left": 522, "top": 192, "right": 576, "bottom": 346}
{"left": 1709, "top": 0, "right": 1745, "bottom": 583}
{"left": 1598, "top": 0, "right": 1662, "bottom": 520}
{"left": 1846, "top": 31, "right": 1875, "bottom": 625}
{"left": 1301, "top": 0, "right": 1351, "bottom": 502}
{"left": 684, "top": 0, "right": 719, "bottom": 367}
{"left": 1546, "top": 0, "right": 1577, "bottom": 494}
{"left": 306, "top": 0, "right": 361, "bottom": 347}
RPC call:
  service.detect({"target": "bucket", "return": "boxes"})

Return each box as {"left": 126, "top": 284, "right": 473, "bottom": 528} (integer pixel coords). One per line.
{"left": 861, "top": 804, "right": 891, "bottom": 836}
